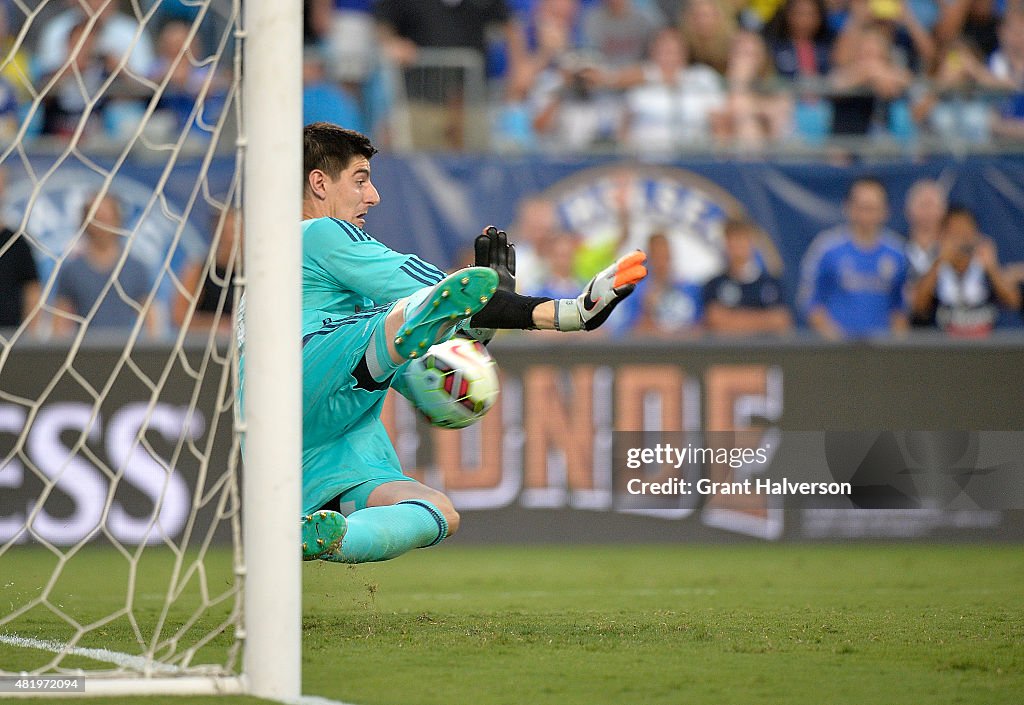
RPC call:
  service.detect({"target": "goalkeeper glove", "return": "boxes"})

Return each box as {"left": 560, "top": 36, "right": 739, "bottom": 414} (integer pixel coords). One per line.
{"left": 462, "top": 225, "right": 516, "bottom": 343}
{"left": 475, "top": 225, "right": 516, "bottom": 291}
{"left": 554, "top": 250, "right": 647, "bottom": 332}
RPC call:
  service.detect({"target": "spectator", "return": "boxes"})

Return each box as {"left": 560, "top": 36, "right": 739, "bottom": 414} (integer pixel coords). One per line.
{"left": 507, "top": 0, "right": 585, "bottom": 101}
{"left": 902, "top": 178, "right": 947, "bottom": 285}
{"left": 620, "top": 232, "right": 704, "bottom": 338}
{"left": 655, "top": 0, "right": 688, "bottom": 26}
{"left": 905, "top": 0, "right": 942, "bottom": 31}
{"left": 833, "top": 0, "right": 935, "bottom": 72}
{"left": 582, "top": 0, "right": 665, "bottom": 69}
{"left": 508, "top": 194, "right": 563, "bottom": 293}
{"left": 517, "top": 0, "right": 635, "bottom": 149}
{"left": 173, "top": 207, "right": 241, "bottom": 334}
{"left": 762, "top": 0, "right": 834, "bottom": 80}
{"left": 54, "top": 193, "right": 158, "bottom": 338}
{"left": 305, "top": 2, "right": 385, "bottom": 108}
{"left": 989, "top": 10, "right": 1024, "bottom": 140}
{"left": 761, "top": 0, "right": 835, "bottom": 141}
{"left": 40, "top": 19, "right": 108, "bottom": 139}
{"left": 323, "top": 1, "right": 380, "bottom": 87}
{"left": 0, "top": 13, "right": 22, "bottom": 140}
{"left": 528, "top": 50, "right": 625, "bottom": 149}
{"left": 302, "top": 46, "right": 366, "bottom": 133}
{"left": 374, "top": 0, "right": 516, "bottom": 149}
{"left": 573, "top": 171, "right": 640, "bottom": 280}
{"left": 304, "top": 1, "right": 394, "bottom": 143}
{"left": 745, "top": 0, "right": 789, "bottom": 28}
{"left": 621, "top": 28, "right": 727, "bottom": 152}
{"left": 654, "top": 0, "right": 688, "bottom": 27}
{"left": 829, "top": 21, "right": 913, "bottom": 137}
{"left": 679, "top": 0, "right": 738, "bottom": 76}
{"left": 989, "top": 10, "right": 1024, "bottom": 85}
{"left": 935, "top": 0, "right": 1002, "bottom": 62}
{"left": 1003, "top": 260, "right": 1024, "bottom": 317}
{"left": 703, "top": 219, "right": 793, "bottom": 335}
{"left": 563, "top": 0, "right": 668, "bottom": 145}
{"left": 910, "top": 206, "right": 1021, "bottom": 336}
{"left": 912, "top": 37, "right": 1001, "bottom": 144}
{"left": 0, "top": 76, "right": 16, "bottom": 142}
{"left": 717, "top": 29, "right": 792, "bottom": 147}
{"left": 534, "top": 231, "right": 585, "bottom": 299}
{"left": 144, "top": 0, "right": 222, "bottom": 57}
{"left": 1, "top": 2, "right": 33, "bottom": 105}
{"left": 150, "top": 20, "right": 229, "bottom": 140}
{"left": 798, "top": 177, "right": 909, "bottom": 339}
{"left": 496, "top": 0, "right": 584, "bottom": 148}
{"left": 36, "top": 0, "right": 156, "bottom": 79}
{"left": 0, "top": 168, "right": 41, "bottom": 331}
{"left": 822, "top": 0, "right": 853, "bottom": 35}
{"left": 305, "top": 0, "right": 335, "bottom": 47}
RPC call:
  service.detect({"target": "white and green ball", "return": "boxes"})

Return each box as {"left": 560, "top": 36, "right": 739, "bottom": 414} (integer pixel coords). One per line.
{"left": 402, "top": 337, "right": 500, "bottom": 429}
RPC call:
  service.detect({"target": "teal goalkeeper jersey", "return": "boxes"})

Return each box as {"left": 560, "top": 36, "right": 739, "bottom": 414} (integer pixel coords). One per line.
{"left": 237, "top": 217, "right": 448, "bottom": 384}
{"left": 301, "top": 216, "right": 447, "bottom": 330}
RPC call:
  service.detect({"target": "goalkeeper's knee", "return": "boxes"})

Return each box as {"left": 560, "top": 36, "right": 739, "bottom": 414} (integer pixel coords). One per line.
{"left": 431, "top": 496, "right": 461, "bottom": 537}
{"left": 389, "top": 494, "right": 460, "bottom": 540}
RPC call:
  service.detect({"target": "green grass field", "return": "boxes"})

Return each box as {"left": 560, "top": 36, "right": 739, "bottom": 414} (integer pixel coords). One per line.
{"left": 2, "top": 543, "right": 1021, "bottom": 705}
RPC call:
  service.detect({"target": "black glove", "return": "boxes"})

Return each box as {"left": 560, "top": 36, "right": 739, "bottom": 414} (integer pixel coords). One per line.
{"left": 475, "top": 225, "right": 516, "bottom": 292}
{"left": 463, "top": 225, "right": 517, "bottom": 343}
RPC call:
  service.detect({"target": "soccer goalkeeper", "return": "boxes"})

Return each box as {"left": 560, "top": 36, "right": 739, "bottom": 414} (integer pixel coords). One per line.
{"left": 269, "top": 123, "right": 646, "bottom": 564}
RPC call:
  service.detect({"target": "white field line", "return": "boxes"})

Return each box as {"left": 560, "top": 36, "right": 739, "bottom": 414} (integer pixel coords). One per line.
{"left": 0, "top": 634, "right": 360, "bottom": 705}
{"left": 403, "top": 586, "right": 719, "bottom": 601}
{"left": 0, "top": 634, "right": 181, "bottom": 674}
{"left": 292, "top": 697, "right": 362, "bottom": 705}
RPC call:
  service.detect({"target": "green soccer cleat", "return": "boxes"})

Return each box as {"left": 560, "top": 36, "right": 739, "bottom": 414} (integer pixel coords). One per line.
{"left": 393, "top": 267, "right": 498, "bottom": 360}
{"left": 301, "top": 510, "right": 347, "bottom": 561}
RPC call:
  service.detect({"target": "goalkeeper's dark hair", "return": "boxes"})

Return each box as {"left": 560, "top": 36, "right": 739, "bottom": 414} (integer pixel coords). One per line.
{"left": 303, "top": 122, "right": 378, "bottom": 193}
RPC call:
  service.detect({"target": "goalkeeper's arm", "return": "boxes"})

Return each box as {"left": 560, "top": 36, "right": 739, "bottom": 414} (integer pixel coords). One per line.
{"left": 469, "top": 250, "right": 648, "bottom": 333}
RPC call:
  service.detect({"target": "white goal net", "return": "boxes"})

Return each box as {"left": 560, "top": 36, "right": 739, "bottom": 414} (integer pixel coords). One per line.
{"left": 0, "top": 0, "right": 301, "bottom": 698}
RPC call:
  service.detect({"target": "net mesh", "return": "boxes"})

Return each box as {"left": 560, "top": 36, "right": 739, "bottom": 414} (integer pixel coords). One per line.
{"left": 0, "top": 0, "right": 245, "bottom": 679}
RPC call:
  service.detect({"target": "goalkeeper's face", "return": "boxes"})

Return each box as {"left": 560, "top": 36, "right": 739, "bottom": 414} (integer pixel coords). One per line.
{"left": 323, "top": 156, "right": 380, "bottom": 228}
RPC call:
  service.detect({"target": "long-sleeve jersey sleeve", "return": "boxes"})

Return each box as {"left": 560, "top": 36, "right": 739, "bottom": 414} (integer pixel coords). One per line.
{"left": 302, "top": 217, "right": 447, "bottom": 318}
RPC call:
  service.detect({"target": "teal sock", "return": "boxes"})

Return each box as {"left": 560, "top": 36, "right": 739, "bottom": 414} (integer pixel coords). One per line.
{"left": 365, "top": 304, "right": 403, "bottom": 382}
{"left": 325, "top": 500, "right": 449, "bottom": 564}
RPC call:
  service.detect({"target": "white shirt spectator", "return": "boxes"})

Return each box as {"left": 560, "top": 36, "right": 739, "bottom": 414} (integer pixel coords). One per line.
{"left": 624, "top": 63, "right": 725, "bottom": 151}
{"left": 37, "top": 7, "right": 155, "bottom": 78}
{"left": 529, "top": 67, "right": 624, "bottom": 150}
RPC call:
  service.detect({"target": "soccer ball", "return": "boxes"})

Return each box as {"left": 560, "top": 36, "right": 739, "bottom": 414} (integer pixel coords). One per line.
{"left": 401, "top": 337, "right": 500, "bottom": 429}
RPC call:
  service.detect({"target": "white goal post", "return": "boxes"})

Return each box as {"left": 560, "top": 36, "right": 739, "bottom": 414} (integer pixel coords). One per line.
{"left": 0, "top": 0, "right": 302, "bottom": 700}
{"left": 239, "top": 0, "right": 303, "bottom": 700}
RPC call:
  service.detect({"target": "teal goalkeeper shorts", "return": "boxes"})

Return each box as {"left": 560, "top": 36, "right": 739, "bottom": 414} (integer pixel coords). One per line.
{"left": 301, "top": 306, "right": 415, "bottom": 514}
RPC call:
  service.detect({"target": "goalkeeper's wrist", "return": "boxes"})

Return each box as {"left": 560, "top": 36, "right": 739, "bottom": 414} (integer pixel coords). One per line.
{"left": 471, "top": 290, "right": 551, "bottom": 330}
{"left": 553, "top": 298, "right": 583, "bottom": 332}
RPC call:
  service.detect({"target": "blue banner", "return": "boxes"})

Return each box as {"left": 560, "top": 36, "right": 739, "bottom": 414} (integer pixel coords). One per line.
{"left": 8, "top": 152, "right": 1024, "bottom": 326}
{"left": 361, "top": 154, "right": 1024, "bottom": 314}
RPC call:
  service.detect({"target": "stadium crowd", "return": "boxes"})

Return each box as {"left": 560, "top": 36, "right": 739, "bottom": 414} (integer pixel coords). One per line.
{"left": 3, "top": 0, "right": 1024, "bottom": 150}
{"left": 315, "top": 0, "right": 1024, "bottom": 151}
{"left": 1, "top": 0, "right": 1023, "bottom": 340}
{"left": 493, "top": 175, "right": 1023, "bottom": 340}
